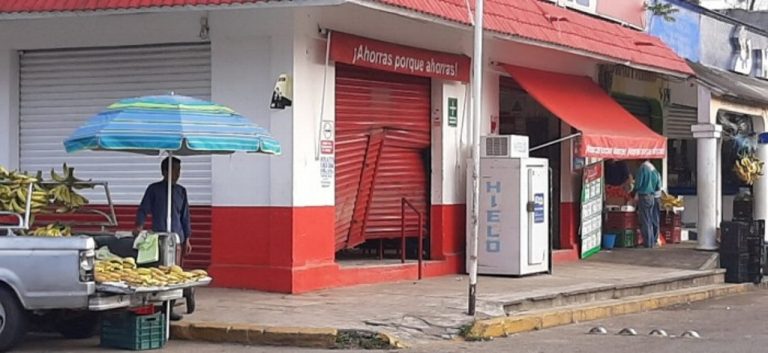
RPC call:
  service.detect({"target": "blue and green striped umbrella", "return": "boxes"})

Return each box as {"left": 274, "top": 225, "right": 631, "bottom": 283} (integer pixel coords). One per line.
{"left": 63, "top": 94, "right": 281, "bottom": 155}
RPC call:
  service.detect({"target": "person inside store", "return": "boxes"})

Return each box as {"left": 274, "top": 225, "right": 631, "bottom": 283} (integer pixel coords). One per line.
{"left": 632, "top": 159, "right": 662, "bottom": 248}
{"left": 134, "top": 156, "right": 192, "bottom": 321}
{"left": 605, "top": 159, "right": 633, "bottom": 190}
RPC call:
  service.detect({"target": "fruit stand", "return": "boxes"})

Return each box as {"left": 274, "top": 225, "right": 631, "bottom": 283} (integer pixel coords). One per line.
{"left": 604, "top": 184, "right": 639, "bottom": 248}
{"left": 0, "top": 163, "right": 212, "bottom": 350}
{"left": 604, "top": 185, "right": 685, "bottom": 247}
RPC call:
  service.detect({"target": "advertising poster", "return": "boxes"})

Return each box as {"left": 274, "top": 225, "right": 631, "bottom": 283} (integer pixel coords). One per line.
{"left": 580, "top": 161, "right": 604, "bottom": 259}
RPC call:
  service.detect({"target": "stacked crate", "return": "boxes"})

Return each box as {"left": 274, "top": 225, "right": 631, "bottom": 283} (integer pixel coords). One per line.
{"left": 660, "top": 210, "right": 682, "bottom": 244}
{"left": 720, "top": 220, "right": 765, "bottom": 284}
{"left": 100, "top": 311, "right": 166, "bottom": 351}
{"left": 605, "top": 210, "right": 636, "bottom": 248}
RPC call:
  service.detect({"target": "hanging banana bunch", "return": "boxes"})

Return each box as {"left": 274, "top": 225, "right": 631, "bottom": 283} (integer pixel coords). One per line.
{"left": 733, "top": 153, "right": 764, "bottom": 185}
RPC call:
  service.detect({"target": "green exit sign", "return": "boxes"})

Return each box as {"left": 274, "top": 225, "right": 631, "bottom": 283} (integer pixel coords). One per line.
{"left": 448, "top": 97, "right": 458, "bottom": 127}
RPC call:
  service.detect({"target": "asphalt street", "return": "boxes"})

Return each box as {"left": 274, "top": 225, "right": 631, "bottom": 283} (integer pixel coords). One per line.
{"left": 15, "top": 289, "right": 768, "bottom": 353}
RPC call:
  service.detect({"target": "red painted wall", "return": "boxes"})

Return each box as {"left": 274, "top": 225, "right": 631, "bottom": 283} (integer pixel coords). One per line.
{"left": 209, "top": 201, "right": 582, "bottom": 293}
{"left": 209, "top": 204, "right": 465, "bottom": 293}
{"left": 560, "top": 202, "right": 578, "bottom": 250}
{"left": 430, "top": 204, "right": 465, "bottom": 261}
{"left": 208, "top": 207, "right": 293, "bottom": 292}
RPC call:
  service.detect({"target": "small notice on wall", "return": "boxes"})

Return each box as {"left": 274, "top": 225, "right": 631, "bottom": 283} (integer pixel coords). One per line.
{"left": 448, "top": 97, "right": 458, "bottom": 127}
{"left": 320, "top": 140, "right": 334, "bottom": 154}
{"left": 320, "top": 120, "right": 335, "bottom": 188}
{"left": 320, "top": 156, "right": 334, "bottom": 188}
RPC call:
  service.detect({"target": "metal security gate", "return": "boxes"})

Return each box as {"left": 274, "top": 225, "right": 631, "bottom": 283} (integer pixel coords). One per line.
{"left": 18, "top": 43, "right": 213, "bottom": 268}
{"left": 334, "top": 64, "right": 431, "bottom": 250}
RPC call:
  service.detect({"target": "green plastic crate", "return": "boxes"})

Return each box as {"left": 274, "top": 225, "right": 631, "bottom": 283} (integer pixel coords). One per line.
{"left": 100, "top": 311, "right": 166, "bottom": 351}
{"left": 607, "top": 229, "right": 635, "bottom": 248}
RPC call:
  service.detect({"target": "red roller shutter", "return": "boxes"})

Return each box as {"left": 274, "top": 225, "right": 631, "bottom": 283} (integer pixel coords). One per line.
{"left": 335, "top": 64, "right": 431, "bottom": 251}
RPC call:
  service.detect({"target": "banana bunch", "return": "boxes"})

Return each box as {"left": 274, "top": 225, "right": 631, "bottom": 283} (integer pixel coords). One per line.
{"left": 0, "top": 166, "right": 48, "bottom": 215}
{"left": 48, "top": 163, "right": 91, "bottom": 213}
{"left": 660, "top": 191, "right": 683, "bottom": 210}
{"left": 31, "top": 223, "right": 72, "bottom": 237}
{"left": 734, "top": 154, "right": 764, "bottom": 185}
{"left": 95, "top": 257, "right": 209, "bottom": 288}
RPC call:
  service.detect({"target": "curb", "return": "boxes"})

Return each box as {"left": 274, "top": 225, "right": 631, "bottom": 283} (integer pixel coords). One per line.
{"left": 465, "top": 283, "right": 753, "bottom": 340}
{"left": 170, "top": 322, "right": 406, "bottom": 349}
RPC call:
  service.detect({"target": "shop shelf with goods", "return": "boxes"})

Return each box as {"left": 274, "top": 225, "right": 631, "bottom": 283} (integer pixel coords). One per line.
{"left": 604, "top": 204, "right": 637, "bottom": 249}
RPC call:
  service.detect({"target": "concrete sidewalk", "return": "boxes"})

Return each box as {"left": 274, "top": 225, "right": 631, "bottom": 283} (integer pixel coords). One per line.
{"left": 171, "top": 244, "right": 742, "bottom": 348}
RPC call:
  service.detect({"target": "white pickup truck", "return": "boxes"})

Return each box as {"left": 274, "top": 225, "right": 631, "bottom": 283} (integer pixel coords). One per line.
{"left": 0, "top": 182, "right": 206, "bottom": 352}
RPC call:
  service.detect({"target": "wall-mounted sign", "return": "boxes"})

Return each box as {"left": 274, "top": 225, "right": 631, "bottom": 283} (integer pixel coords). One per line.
{"left": 320, "top": 156, "right": 334, "bottom": 188}
{"left": 320, "top": 140, "right": 334, "bottom": 154}
{"left": 330, "top": 31, "right": 471, "bottom": 82}
{"left": 447, "top": 97, "right": 458, "bottom": 127}
{"left": 731, "top": 26, "right": 768, "bottom": 80}
{"left": 319, "top": 120, "right": 335, "bottom": 188}
{"left": 732, "top": 26, "right": 753, "bottom": 75}
{"left": 321, "top": 120, "right": 334, "bottom": 140}
{"left": 580, "top": 161, "right": 604, "bottom": 259}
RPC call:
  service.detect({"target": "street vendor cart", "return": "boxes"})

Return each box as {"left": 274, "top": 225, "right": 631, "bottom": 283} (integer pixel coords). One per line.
{"left": 0, "top": 173, "right": 211, "bottom": 352}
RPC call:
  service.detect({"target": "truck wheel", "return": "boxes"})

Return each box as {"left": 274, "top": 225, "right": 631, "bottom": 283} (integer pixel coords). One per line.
{"left": 0, "top": 287, "right": 28, "bottom": 352}
{"left": 55, "top": 312, "right": 99, "bottom": 339}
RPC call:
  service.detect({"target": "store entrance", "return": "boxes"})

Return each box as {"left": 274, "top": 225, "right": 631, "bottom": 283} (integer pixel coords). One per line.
{"left": 499, "top": 77, "right": 562, "bottom": 249}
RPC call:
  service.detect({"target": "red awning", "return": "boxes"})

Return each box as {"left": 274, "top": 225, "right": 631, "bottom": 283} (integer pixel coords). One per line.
{"left": 501, "top": 64, "right": 667, "bottom": 160}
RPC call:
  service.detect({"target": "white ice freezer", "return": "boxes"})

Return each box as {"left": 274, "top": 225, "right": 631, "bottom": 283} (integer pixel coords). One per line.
{"left": 467, "top": 157, "right": 550, "bottom": 276}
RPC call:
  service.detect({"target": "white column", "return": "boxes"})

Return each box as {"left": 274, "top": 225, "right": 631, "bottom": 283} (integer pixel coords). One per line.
{"left": 716, "top": 139, "right": 722, "bottom": 224}
{"left": 692, "top": 123, "right": 722, "bottom": 250}
{"left": 0, "top": 49, "right": 18, "bottom": 169}
{"left": 755, "top": 132, "right": 768, "bottom": 242}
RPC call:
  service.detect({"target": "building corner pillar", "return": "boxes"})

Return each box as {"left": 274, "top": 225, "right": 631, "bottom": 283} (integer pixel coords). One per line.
{"left": 692, "top": 123, "right": 722, "bottom": 251}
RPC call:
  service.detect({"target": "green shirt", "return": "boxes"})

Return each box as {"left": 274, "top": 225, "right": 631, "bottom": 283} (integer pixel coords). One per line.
{"left": 633, "top": 162, "right": 661, "bottom": 196}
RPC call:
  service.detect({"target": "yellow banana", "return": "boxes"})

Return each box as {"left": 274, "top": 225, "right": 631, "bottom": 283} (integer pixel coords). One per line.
{"left": 9, "top": 198, "right": 25, "bottom": 214}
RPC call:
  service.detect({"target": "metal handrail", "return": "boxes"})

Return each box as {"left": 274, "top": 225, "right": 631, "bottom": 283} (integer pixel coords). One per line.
{"left": 400, "top": 197, "right": 424, "bottom": 280}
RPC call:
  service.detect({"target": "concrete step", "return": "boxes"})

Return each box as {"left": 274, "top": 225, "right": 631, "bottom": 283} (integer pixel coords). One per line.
{"left": 467, "top": 282, "right": 754, "bottom": 340}
{"left": 503, "top": 269, "right": 724, "bottom": 315}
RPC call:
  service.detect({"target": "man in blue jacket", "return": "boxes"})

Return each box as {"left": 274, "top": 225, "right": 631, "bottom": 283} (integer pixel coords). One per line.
{"left": 134, "top": 157, "right": 192, "bottom": 320}
{"left": 633, "top": 160, "right": 662, "bottom": 248}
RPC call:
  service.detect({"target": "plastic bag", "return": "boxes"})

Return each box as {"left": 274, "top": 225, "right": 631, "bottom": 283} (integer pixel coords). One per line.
{"left": 133, "top": 232, "right": 159, "bottom": 265}
{"left": 95, "top": 246, "right": 121, "bottom": 261}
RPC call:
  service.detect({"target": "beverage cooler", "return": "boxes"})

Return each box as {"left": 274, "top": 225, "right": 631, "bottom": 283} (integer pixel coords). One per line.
{"left": 467, "top": 135, "right": 550, "bottom": 276}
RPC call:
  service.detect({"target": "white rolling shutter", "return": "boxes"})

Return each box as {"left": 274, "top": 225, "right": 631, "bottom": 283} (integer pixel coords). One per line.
{"left": 664, "top": 104, "right": 697, "bottom": 140}
{"left": 19, "top": 43, "right": 212, "bottom": 205}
